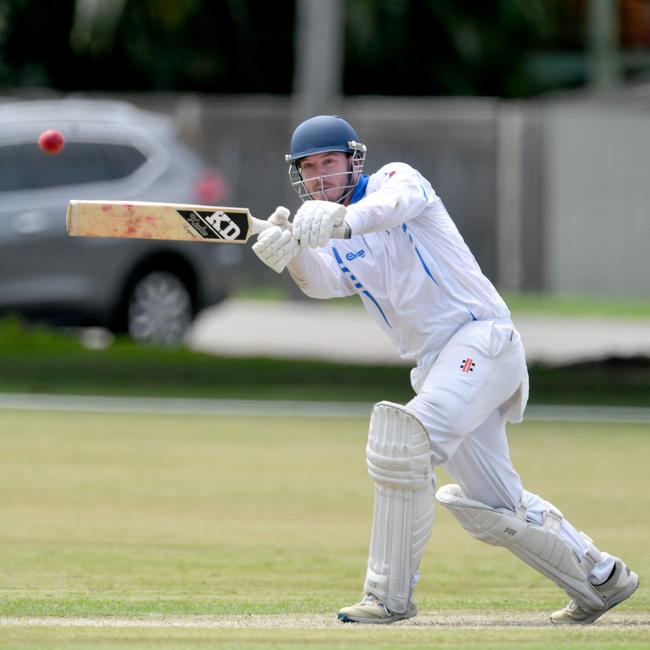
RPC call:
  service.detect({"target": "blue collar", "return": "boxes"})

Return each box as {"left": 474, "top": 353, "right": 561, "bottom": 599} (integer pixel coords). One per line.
{"left": 350, "top": 175, "right": 369, "bottom": 204}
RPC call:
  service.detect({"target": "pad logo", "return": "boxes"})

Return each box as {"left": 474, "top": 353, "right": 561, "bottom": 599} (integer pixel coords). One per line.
{"left": 460, "top": 358, "right": 475, "bottom": 373}
{"left": 177, "top": 209, "right": 246, "bottom": 241}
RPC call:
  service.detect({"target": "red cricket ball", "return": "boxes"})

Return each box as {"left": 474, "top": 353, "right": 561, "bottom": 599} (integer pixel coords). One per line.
{"left": 38, "top": 129, "right": 65, "bottom": 155}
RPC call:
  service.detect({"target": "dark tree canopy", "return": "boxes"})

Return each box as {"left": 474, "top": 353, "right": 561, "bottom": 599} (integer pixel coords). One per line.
{"left": 0, "top": 0, "right": 641, "bottom": 98}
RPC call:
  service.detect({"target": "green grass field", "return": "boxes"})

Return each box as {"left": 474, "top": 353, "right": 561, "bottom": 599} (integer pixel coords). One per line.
{"left": 0, "top": 408, "right": 647, "bottom": 649}
{"left": 237, "top": 288, "right": 650, "bottom": 319}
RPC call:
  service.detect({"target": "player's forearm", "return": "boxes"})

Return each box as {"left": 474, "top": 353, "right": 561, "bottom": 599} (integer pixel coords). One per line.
{"left": 345, "top": 168, "right": 434, "bottom": 235}
{"left": 287, "top": 248, "right": 353, "bottom": 299}
{"left": 346, "top": 188, "right": 429, "bottom": 234}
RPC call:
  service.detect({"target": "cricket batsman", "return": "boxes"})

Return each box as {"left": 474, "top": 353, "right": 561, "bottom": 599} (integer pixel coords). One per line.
{"left": 252, "top": 115, "right": 639, "bottom": 624}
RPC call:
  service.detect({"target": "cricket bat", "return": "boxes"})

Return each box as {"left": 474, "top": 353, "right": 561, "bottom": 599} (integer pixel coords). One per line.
{"left": 66, "top": 200, "right": 277, "bottom": 244}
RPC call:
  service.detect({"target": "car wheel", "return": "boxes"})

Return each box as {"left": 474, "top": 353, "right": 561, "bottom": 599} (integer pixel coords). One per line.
{"left": 126, "top": 270, "right": 194, "bottom": 344}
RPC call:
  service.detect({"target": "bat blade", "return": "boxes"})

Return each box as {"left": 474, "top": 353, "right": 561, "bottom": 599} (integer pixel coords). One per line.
{"left": 66, "top": 200, "right": 267, "bottom": 244}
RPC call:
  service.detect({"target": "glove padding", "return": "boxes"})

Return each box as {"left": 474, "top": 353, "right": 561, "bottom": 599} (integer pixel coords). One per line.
{"left": 292, "top": 200, "right": 347, "bottom": 249}
{"left": 252, "top": 206, "right": 301, "bottom": 273}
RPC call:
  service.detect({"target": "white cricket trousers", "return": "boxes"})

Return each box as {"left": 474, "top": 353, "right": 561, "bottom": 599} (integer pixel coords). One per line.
{"left": 406, "top": 319, "right": 614, "bottom": 584}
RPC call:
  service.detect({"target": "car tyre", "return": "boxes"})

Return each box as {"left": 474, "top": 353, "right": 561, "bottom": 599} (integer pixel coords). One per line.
{"left": 126, "top": 270, "right": 194, "bottom": 345}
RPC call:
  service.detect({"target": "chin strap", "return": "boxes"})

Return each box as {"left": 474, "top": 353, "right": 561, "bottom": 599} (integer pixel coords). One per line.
{"left": 337, "top": 156, "right": 360, "bottom": 205}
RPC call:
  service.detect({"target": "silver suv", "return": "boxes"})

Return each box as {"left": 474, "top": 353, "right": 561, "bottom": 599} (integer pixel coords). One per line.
{"left": 0, "top": 98, "right": 236, "bottom": 343}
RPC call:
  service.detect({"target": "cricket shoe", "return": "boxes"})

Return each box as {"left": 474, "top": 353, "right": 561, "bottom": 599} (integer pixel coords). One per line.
{"left": 337, "top": 593, "right": 417, "bottom": 624}
{"left": 550, "top": 559, "right": 639, "bottom": 624}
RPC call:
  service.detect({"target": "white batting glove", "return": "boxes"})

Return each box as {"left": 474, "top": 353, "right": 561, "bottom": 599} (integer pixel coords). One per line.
{"left": 252, "top": 224, "right": 301, "bottom": 273}
{"left": 292, "top": 200, "right": 348, "bottom": 249}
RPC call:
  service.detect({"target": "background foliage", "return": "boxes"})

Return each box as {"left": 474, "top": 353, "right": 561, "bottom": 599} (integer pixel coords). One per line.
{"left": 2, "top": 0, "right": 640, "bottom": 97}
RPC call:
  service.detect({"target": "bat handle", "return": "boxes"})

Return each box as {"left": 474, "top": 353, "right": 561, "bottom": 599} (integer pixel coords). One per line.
{"left": 250, "top": 206, "right": 291, "bottom": 237}
{"left": 250, "top": 217, "right": 277, "bottom": 237}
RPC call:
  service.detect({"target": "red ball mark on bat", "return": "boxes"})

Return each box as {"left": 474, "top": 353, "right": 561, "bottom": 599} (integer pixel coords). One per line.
{"left": 101, "top": 204, "right": 113, "bottom": 212}
{"left": 124, "top": 217, "right": 141, "bottom": 236}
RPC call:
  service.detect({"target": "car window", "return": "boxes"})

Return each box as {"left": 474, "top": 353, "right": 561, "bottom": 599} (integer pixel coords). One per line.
{"left": 0, "top": 142, "right": 147, "bottom": 192}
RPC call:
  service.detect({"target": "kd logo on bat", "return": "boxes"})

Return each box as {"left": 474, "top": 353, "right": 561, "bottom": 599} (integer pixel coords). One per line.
{"left": 177, "top": 209, "right": 245, "bottom": 241}
{"left": 204, "top": 211, "right": 241, "bottom": 239}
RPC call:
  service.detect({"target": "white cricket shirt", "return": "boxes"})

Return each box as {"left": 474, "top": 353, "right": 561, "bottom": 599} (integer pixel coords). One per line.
{"left": 287, "top": 162, "right": 511, "bottom": 386}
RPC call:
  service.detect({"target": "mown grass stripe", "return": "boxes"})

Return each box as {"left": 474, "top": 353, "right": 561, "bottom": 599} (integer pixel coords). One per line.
{"left": 1, "top": 393, "right": 650, "bottom": 423}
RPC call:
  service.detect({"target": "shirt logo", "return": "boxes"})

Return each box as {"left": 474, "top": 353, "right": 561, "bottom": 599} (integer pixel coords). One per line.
{"left": 345, "top": 249, "right": 366, "bottom": 261}
{"left": 460, "top": 358, "right": 476, "bottom": 373}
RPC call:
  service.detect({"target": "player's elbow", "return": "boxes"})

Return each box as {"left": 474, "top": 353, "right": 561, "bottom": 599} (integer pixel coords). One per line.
{"left": 287, "top": 270, "right": 343, "bottom": 299}
{"left": 295, "top": 281, "right": 333, "bottom": 300}
{"left": 287, "top": 268, "right": 320, "bottom": 298}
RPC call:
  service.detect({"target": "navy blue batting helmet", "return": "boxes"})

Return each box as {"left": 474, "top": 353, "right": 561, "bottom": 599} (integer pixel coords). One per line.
{"left": 285, "top": 115, "right": 365, "bottom": 163}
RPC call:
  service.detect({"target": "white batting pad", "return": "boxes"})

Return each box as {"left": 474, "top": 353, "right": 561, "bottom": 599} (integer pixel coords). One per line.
{"left": 363, "top": 401, "right": 435, "bottom": 614}
{"left": 436, "top": 484, "right": 605, "bottom": 612}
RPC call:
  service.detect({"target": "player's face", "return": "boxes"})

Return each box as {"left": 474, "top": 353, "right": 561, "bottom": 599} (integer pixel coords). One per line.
{"left": 299, "top": 152, "right": 352, "bottom": 203}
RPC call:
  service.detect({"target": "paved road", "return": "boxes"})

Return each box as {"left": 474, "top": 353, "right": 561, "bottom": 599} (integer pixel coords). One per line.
{"left": 186, "top": 299, "right": 650, "bottom": 366}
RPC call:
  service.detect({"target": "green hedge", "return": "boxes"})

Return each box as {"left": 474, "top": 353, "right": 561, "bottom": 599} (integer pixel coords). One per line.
{"left": 0, "top": 318, "right": 648, "bottom": 406}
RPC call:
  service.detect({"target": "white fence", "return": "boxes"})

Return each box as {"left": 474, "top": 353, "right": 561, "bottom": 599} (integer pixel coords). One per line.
{"left": 30, "top": 88, "right": 650, "bottom": 299}
{"left": 543, "top": 102, "right": 650, "bottom": 297}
